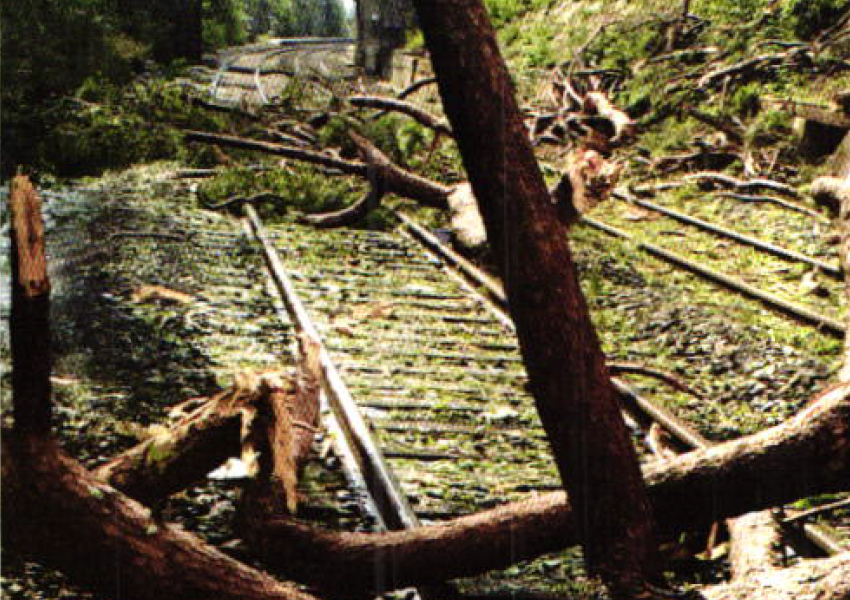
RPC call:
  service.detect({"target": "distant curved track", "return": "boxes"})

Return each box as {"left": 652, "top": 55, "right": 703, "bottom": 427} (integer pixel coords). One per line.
{"left": 208, "top": 38, "right": 354, "bottom": 108}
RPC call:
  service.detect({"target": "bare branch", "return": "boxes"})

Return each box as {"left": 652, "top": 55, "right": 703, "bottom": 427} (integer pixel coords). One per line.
{"left": 350, "top": 95, "right": 453, "bottom": 136}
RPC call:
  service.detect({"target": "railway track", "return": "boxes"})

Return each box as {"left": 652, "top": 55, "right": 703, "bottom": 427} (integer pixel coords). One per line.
{"left": 5, "top": 37, "right": 847, "bottom": 600}
{"left": 4, "top": 159, "right": 847, "bottom": 598}
{"left": 207, "top": 38, "right": 355, "bottom": 109}
{"left": 189, "top": 37, "right": 850, "bottom": 589}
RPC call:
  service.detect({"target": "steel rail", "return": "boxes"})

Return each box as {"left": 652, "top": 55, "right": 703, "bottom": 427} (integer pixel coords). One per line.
{"left": 254, "top": 42, "right": 353, "bottom": 104}
{"left": 244, "top": 204, "right": 420, "bottom": 532}
{"left": 614, "top": 190, "right": 842, "bottom": 278}
{"left": 397, "top": 212, "right": 508, "bottom": 307}
{"left": 211, "top": 38, "right": 352, "bottom": 105}
{"left": 396, "top": 210, "right": 846, "bottom": 556}
{"left": 782, "top": 497, "right": 850, "bottom": 525}
{"left": 581, "top": 216, "right": 846, "bottom": 336}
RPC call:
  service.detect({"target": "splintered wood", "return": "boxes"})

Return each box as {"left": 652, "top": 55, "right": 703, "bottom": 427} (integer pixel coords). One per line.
{"left": 10, "top": 175, "right": 49, "bottom": 298}
{"left": 241, "top": 332, "right": 323, "bottom": 516}
{"left": 10, "top": 175, "right": 52, "bottom": 435}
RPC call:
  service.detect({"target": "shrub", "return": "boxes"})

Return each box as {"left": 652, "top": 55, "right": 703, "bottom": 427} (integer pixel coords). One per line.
{"left": 783, "top": 0, "right": 850, "bottom": 39}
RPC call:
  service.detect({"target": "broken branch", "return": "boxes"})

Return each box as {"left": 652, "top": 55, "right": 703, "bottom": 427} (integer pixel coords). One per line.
{"left": 350, "top": 95, "right": 453, "bottom": 137}
{"left": 685, "top": 171, "right": 799, "bottom": 197}
{"left": 185, "top": 130, "right": 369, "bottom": 176}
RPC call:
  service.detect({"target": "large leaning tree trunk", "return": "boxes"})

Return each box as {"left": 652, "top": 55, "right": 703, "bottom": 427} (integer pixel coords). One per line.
{"left": 410, "top": 0, "right": 662, "bottom": 595}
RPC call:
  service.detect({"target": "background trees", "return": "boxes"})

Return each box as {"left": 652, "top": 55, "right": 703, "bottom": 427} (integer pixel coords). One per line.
{"left": 0, "top": 0, "right": 348, "bottom": 176}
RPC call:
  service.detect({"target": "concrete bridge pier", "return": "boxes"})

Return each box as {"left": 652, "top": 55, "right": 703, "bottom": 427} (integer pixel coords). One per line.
{"left": 355, "top": 0, "right": 410, "bottom": 78}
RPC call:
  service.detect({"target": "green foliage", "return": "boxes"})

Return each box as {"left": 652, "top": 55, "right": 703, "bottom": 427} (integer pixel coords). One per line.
{"left": 359, "top": 115, "right": 437, "bottom": 167}
{"left": 729, "top": 83, "right": 762, "bottom": 119}
{"left": 587, "top": 24, "right": 666, "bottom": 73}
{"left": 244, "top": 0, "right": 348, "bottom": 38}
{"left": 318, "top": 115, "right": 356, "bottom": 151}
{"left": 485, "top": 0, "right": 530, "bottom": 27}
{"left": 746, "top": 109, "right": 792, "bottom": 147}
{"left": 484, "top": 0, "right": 556, "bottom": 28}
{"left": 524, "top": 22, "right": 557, "bottom": 68}
{"left": 199, "top": 164, "right": 356, "bottom": 220}
{"left": 1, "top": 0, "right": 250, "bottom": 175}
{"left": 782, "top": 0, "right": 849, "bottom": 39}
{"left": 397, "top": 121, "right": 432, "bottom": 162}
{"left": 204, "top": 0, "right": 248, "bottom": 49}
{"left": 16, "top": 77, "right": 227, "bottom": 176}
{"left": 363, "top": 206, "right": 398, "bottom": 230}
{"left": 2, "top": 0, "right": 123, "bottom": 104}
{"left": 694, "top": 0, "right": 767, "bottom": 22}
{"left": 319, "top": 114, "right": 434, "bottom": 169}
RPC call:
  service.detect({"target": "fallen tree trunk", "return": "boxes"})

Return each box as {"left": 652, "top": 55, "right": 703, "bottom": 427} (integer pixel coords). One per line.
{"left": 2, "top": 436, "right": 322, "bottom": 600}
{"left": 93, "top": 388, "right": 245, "bottom": 505}
{"left": 237, "top": 381, "right": 850, "bottom": 593}
{"left": 186, "top": 129, "right": 451, "bottom": 210}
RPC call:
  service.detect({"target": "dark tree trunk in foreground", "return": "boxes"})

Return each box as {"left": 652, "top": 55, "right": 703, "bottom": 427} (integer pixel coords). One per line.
{"left": 410, "top": 0, "right": 662, "bottom": 594}
{"left": 4, "top": 177, "right": 319, "bottom": 600}
{"left": 2, "top": 437, "right": 321, "bottom": 600}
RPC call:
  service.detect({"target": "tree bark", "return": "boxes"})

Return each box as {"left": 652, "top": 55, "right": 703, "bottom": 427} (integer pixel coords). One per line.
{"left": 240, "top": 379, "right": 850, "bottom": 593}
{"left": 10, "top": 175, "right": 52, "bottom": 435}
{"left": 2, "top": 436, "right": 322, "bottom": 600}
{"left": 410, "top": 0, "right": 662, "bottom": 594}
{"left": 93, "top": 387, "right": 247, "bottom": 505}
{"left": 241, "top": 335, "right": 323, "bottom": 518}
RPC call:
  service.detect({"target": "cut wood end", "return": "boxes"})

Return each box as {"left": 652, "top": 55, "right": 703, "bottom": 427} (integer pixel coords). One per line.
{"left": 297, "top": 332, "right": 323, "bottom": 380}
{"left": 10, "top": 174, "right": 50, "bottom": 298}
